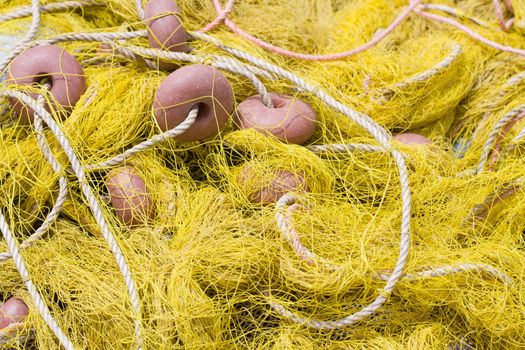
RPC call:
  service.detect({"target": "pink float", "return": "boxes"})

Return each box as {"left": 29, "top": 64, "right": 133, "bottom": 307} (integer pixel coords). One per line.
{"left": 7, "top": 45, "right": 86, "bottom": 124}
{"left": 153, "top": 64, "right": 234, "bottom": 141}
{"left": 235, "top": 92, "right": 317, "bottom": 145}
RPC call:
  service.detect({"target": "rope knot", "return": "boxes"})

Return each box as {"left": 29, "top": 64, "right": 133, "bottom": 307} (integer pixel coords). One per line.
{"left": 199, "top": 0, "right": 235, "bottom": 33}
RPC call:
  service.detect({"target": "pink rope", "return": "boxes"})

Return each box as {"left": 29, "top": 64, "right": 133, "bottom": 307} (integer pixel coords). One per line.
{"left": 199, "top": 0, "right": 422, "bottom": 61}
{"left": 416, "top": 10, "right": 525, "bottom": 57}
{"left": 493, "top": 0, "right": 510, "bottom": 31}
{"left": 198, "top": 0, "right": 525, "bottom": 62}
{"left": 488, "top": 112, "right": 525, "bottom": 170}
{"left": 199, "top": 0, "right": 234, "bottom": 33}
{"left": 504, "top": 0, "right": 514, "bottom": 12}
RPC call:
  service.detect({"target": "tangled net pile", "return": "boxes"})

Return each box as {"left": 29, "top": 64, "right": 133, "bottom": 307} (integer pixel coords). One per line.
{"left": 0, "top": 0, "right": 525, "bottom": 348}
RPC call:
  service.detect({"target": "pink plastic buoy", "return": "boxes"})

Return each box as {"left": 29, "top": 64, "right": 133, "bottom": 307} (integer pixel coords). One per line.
{"left": 153, "top": 64, "right": 234, "bottom": 141}
{"left": 393, "top": 133, "right": 431, "bottom": 145}
{"left": 0, "top": 298, "right": 29, "bottom": 329}
{"left": 105, "top": 166, "right": 154, "bottom": 227}
{"left": 239, "top": 166, "right": 309, "bottom": 205}
{"left": 235, "top": 93, "right": 317, "bottom": 145}
{"left": 6, "top": 45, "right": 86, "bottom": 124}
{"left": 145, "top": 0, "right": 189, "bottom": 53}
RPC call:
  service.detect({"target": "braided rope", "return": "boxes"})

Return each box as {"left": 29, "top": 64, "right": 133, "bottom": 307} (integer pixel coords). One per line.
{"left": 504, "top": 125, "right": 525, "bottom": 153}
{"left": 0, "top": 89, "right": 68, "bottom": 262}
{"left": 414, "top": 6, "right": 525, "bottom": 57}
{"left": 0, "top": 90, "right": 74, "bottom": 348}
{"left": 81, "top": 56, "right": 109, "bottom": 66}
{"left": 271, "top": 192, "right": 511, "bottom": 328}
{"left": 206, "top": 0, "right": 422, "bottom": 61}
{"left": 86, "top": 105, "right": 199, "bottom": 170}
{"left": 307, "top": 143, "right": 385, "bottom": 154}
{"left": 276, "top": 194, "right": 512, "bottom": 281}
{"left": 85, "top": 36, "right": 277, "bottom": 91}
{"left": 212, "top": 59, "right": 273, "bottom": 107}
{"left": 203, "top": 0, "right": 525, "bottom": 61}
{"left": 1, "top": 90, "right": 144, "bottom": 349}
{"left": 499, "top": 71, "right": 525, "bottom": 98}
{"left": 0, "top": 211, "right": 75, "bottom": 349}
{"left": 136, "top": 0, "right": 144, "bottom": 21}
{"left": 275, "top": 195, "right": 338, "bottom": 270}
{"left": 116, "top": 43, "right": 276, "bottom": 107}
{"left": 453, "top": 68, "right": 525, "bottom": 159}
{"left": 40, "top": 30, "right": 148, "bottom": 46}
{"left": 395, "top": 43, "right": 462, "bottom": 86}
{"left": 375, "top": 263, "right": 512, "bottom": 284}
{"left": 106, "top": 37, "right": 413, "bottom": 328}
{"left": 0, "top": 29, "right": 275, "bottom": 345}
{"left": 108, "top": 45, "right": 158, "bottom": 70}
{"left": 377, "top": 43, "right": 462, "bottom": 101}
{"left": 188, "top": 33, "right": 414, "bottom": 329}
{"left": 1, "top": 29, "right": 149, "bottom": 74}
{"left": 0, "top": 3, "right": 77, "bottom": 346}
{"left": 493, "top": 0, "right": 513, "bottom": 31}
{"left": 477, "top": 105, "right": 525, "bottom": 173}
{"left": 0, "top": 0, "right": 102, "bottom": 23}
{"left": 0, "top": 0, "right": 41, "bottom": 74}
{"left": 0, "top": 0, "right": 518, "bottom": 335}
{"left": 82, "top": 42, "right": 158, "bottom": 69}
{"left": 199, "top": 0, "right": 235, "bottom": 33}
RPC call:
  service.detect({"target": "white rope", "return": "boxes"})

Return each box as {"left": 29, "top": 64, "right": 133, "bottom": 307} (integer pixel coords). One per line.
{"left": 377, "top": 43, "right": 462, "bottom": 101}
{"left": 81, "top": 41, "right": 158, "bottom": 69}
{"left": 0, "top": 213, "right": 75, "bottom": 349}
{"left": 108, "top": 44, "right": 158, "bottom": 69}
{"left": 39, "top": 30, "right": 148, "bottom": 46}
{"left": 94, "top": 41, "right": 273, "bottom": 105}
{"left": 308, "top": 143, "right": 386, "bottom": 154}
{"left": 25, "top": 31, "right": 274, "bottom": 107}
{"left": 112, "top": 40, "right": 277, "bottom": 84}
{"left": 0, "top": 87, "right": 75, "bottom": 349}
{"left": 103, "top": 38, "right": 411, "bottom": 327}
{"left": 375, "top": 263, "right": 512, "bottom": 284}
{"left": 453, "top": 68, "right": 525, "bottom": 159}
{"left": 115, "top": 42, "right": 276, "bottom": 108}
{"left": 136, "top": 0, "right": 144, "bottom": 21}
{"left": 275, "top": 195, "right": 338, "bottom": 270}
{"left": 0, "top": 4, "right": 77, "bottom": 345}
{"left": 0, "top": 0, "right": 41, "bottom": 74}
{"left": 1, "top": 89, "right": 144, "bottom": 349}
{"left": 0, "top": 89, "right": 68, "bottom": 262}
{"left": 190, "top": 32, "right": 413, "bottom": 329}
{"left": 275, "top": 193, "right": 512, "bottom": 281}
{"left": 270, "top": 192, "right": 511, "bottom": 328}
{"left": 504, "top": 125, "right": 525, "bottom": 154}
{"left": 212, "top": 60, "right": 274, "bottom": 108}
{"left": 500, "top": 71, "right": 525, "bottom": 95}
{"left": 0, "top": 0, "right": 102, "bottom": 23}
{"left": 86, "top": 105, "right": 199, "bottom": 170}
{"left": 477, "top": 105, "right": 525, "bottom": 173}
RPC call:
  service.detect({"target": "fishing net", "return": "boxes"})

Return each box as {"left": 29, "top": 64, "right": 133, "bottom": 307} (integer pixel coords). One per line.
{"left": 0, "top": 0, "right": 524, "bottom": 349}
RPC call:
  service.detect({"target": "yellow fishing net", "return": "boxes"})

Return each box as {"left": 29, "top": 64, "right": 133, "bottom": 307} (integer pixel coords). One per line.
{"left": 0, "top": 0, "right": 524, "bottom": 349}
